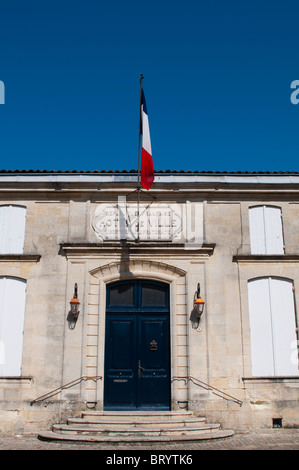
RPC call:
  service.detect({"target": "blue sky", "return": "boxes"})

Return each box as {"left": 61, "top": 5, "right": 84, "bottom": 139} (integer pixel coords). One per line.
{"left": 0, "top": 0, "right": 299, "bottom": 172}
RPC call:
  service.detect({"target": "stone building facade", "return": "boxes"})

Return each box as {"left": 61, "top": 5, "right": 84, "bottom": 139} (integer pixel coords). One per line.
{"left": 0, "top": 169, "right": 298, "bottom": 435}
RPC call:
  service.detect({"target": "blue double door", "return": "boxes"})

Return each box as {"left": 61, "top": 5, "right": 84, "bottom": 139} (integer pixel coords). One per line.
{"left": 104, "top": 280, "right": 171, "bottom": 410}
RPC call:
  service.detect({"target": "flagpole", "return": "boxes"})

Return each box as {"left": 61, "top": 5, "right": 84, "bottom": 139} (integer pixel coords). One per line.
{"left": 137, "top": 73, "right": 144, "bottom": 242}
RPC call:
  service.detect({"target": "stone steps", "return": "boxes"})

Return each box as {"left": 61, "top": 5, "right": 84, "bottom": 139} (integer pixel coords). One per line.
{"left": 53, "top": 422, "right": 221, "bottom": 436}
{"left": 38, "top": 411, "right": 234, "bottom": 444}
{"left": 38, "top": 429, "right": 234, "bottom": 444}
{"left": 81, "top": 410, "right": 194, "bottom": 420}
{"left": 66, "top": 416, "right": 207, "bottom": 428}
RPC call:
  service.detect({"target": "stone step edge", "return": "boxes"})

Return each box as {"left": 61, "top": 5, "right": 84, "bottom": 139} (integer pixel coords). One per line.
{"left": 82, "top": 411, "right": 194, "bottom": 418}
{"left": 52, "top": 422, "right": 221, "bottom": 435}
{"left": 38, "top": 429, "right": 234, "bottom": 444}
{"left": 68, "top": 417, "right": 207, "bottom": 426}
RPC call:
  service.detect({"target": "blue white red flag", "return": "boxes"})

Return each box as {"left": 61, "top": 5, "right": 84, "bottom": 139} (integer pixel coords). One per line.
{"left": 140, "top": 90, "right": 154, "bottom": 190}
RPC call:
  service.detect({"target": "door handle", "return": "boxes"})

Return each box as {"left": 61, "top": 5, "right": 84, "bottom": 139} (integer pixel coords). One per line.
{"left": 138, "top": 360, "right": 144, "bottom": 379}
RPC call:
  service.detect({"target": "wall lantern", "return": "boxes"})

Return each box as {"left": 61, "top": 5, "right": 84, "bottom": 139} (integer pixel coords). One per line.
{"left": 67, "top": 283, "right": 80, "bottom": 330}
{"left": 194, "top": 283, "right": 205, "bottom": 316}
{"left": 190, "top": 283, "right": 205, "bottom": 331}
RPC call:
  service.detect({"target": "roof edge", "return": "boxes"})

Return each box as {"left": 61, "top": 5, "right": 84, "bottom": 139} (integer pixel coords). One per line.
{"left": 0, "top": 169, "right": 299, "bottom": 175}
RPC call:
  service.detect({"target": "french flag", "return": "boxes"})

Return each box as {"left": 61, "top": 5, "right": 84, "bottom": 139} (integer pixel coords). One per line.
{"left": 140, "top": 89, "right": 154, "bottom": 190}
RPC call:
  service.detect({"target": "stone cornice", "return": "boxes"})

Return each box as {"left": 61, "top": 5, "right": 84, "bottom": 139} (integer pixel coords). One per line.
{"left": 233, "top": 254, "right": 299, "bottom": 263}
{"left": 60, "top": 242, "right": 215, "bottom": 258}
{"left": 1, "top": 172, "right": 299, "bottom": 198}
{"left": 0, "top": 254, "right": 41, "bottom": 262}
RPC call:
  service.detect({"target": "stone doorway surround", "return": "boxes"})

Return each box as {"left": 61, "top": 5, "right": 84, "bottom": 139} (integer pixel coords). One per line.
{"left": 86, "top": 258, "right": 188, "bottom": 410}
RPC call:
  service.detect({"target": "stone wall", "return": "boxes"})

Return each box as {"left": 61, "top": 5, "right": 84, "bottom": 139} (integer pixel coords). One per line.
{"left": 0, "top": 183, "right": 298, "bottom": 434}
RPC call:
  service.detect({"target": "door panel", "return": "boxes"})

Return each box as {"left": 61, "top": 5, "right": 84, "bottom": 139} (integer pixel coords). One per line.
{"left": 104, "top": 316, "right": 137, "bottom": 409}
{"left": 104, "top": 314, "right": 170, "bottom": 410}
{"left": 137, "top": 315, "right": 170, "bottom": 409}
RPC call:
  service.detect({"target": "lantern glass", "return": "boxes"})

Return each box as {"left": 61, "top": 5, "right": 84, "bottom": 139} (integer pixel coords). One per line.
{"left": 194, "top": 300, "right": 204, "bottom": 315}
{"left": 70, "top": 301, "right": 79, "bottom": 314}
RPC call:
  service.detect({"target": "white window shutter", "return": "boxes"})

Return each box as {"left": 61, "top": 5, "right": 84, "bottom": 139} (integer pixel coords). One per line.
{"left": 248, "top": 277, "right": 299, "bottom": 377}
{"left": 0, "top": 277, "right": 26, "bottom": 376}
{"left": 269, "top": 278, "right": 298, "bottom": 375}
{"left": 249, "top": 206, "right": 266, "bottom": 254}
{"left": 264, "top": 207, "right": 284, "bottom": 254}
{"left": 249, "top": 206, "right": 284, "bottom": 255}
{"left": 248, "top": 278, "right": 275, "bottom": 376}
{"left": 0, "top": 206, "right": 11, "bottom": 253}
{"left": 0, "top": 205, "right": 26, "bottom": 254}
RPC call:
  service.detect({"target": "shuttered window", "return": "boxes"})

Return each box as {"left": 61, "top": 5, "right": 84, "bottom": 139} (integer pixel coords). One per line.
{"left": 0, "top": 277, "right": 27, "bottom": 376}
{"left": 249, "top": 206, "right": 284, "bottom": 255}
{"left": 0, "top": 205, "right": 26, "bottom": 254}
{"left": 248, "top": 277, "right": 299, "bottom": 376}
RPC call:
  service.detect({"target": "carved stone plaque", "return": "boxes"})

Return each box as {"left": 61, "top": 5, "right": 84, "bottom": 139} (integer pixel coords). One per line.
{"left": 91, "top": 202, "right": 183, "bottom": 241}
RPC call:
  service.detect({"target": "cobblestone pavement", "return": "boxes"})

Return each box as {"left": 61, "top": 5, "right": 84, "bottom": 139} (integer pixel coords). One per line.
{"left": 0, "top": 430, "right": 298, "bottom": 451}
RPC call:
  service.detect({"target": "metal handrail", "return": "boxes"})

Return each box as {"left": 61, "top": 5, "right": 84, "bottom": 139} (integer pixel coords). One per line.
{"left": 30, "top": 375, "right": 102, "bottom": 405}
{"left": 30, "top": 374, "right": 242, "bottom": 407}
{"left": 172, "top": 376, "right": 243, "bottom": 406}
